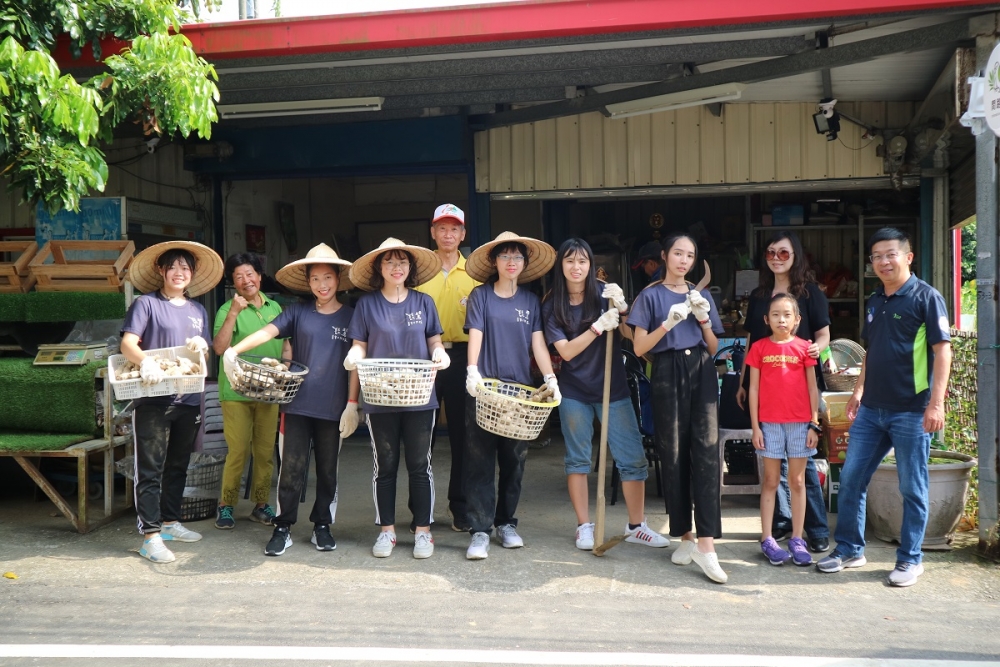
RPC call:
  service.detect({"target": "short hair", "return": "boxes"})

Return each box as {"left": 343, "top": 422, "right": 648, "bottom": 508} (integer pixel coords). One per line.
{"left": 488, "top": 242, "right": 530, "bottom": 283}
{"left": 305, "top": 263, "right": 341, "bottom": 281}
{"left": 768, "top": 292, "right": 800, "bottom": 317}
{"left": 224, "top": 253, "right": 263, "bottom": 282}
{"left": 370, "top": 249, "right": 417, "bottom": 290}
{"left": 156, "top": 248, "right": 196, "bottom": 274}
{"left": 867, "top": 227, "right": 911, "bottom": 254}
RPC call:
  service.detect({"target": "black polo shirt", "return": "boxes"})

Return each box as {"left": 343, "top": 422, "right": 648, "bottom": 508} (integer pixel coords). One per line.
{"left": 861, "top": 274, "right": 950, "bottom": 413}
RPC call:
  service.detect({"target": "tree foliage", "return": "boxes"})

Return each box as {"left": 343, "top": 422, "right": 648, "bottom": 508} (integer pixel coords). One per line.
{"left": 0, "top": 1, "right": 221, "bottom": 213}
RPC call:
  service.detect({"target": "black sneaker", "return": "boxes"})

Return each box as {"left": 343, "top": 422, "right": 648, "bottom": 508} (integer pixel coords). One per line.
{"left": 771, "top": 526, "right": 791, "bottom": 542}
{"left": 311, "top": 524, "right": 337, "bottom": 551}
{"left": 264, "top": 526, "right": 292, "bottom": 557}
{"left": 808, "top": 536, "right": 830, "bottom": 553}
{"left": 215, "top": 505, "right": 235, "bottom": 530}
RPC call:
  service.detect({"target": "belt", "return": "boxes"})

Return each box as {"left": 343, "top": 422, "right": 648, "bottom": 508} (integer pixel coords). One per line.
{"left": 441, "top": 341, "right": 468, "bottom": 349}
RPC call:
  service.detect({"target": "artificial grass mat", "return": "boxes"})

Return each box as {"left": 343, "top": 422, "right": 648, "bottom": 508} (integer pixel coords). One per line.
{"left": 0, "top": 292, "right": 27, "bottom": 322}
{"left": 23, "top": 292, "right": 126, "bottom": 322}
{"left": 0, "top": 432, "right": 94, "bottom": 452}
{"left": 0, "top": 359, "right": 102, "bottom": 435}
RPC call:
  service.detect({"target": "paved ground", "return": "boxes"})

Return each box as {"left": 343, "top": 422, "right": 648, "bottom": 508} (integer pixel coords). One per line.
{"left": 1, "top": 434, "right": 998, "bottom": 666}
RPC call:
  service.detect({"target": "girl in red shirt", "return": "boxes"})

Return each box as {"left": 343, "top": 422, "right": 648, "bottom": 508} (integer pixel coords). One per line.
{"left": 746, "top": 294, "right": 820, "bottom": 566}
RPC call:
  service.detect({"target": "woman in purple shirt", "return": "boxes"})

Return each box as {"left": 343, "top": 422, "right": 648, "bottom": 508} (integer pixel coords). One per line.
{"left": 630, "top": 233, "right": 727, "bottom": 583}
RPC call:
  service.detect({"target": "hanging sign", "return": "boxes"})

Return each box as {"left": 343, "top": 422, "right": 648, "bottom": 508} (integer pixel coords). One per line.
{"left": 985, "top": 42, "right": 1000, "bottom": 137}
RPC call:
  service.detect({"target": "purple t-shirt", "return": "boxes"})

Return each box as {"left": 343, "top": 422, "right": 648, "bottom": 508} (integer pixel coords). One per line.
{"left": 542, "top": 299, "right": 630, "bottom": 404}
{"left": 464, "top": 284, "right": 542, "bottom": 386}
{"left": 121, "top": 292, "right": 211, "bottom": 407}
{"left": 348, "top": 289, "right": 443, "bottom": 414}
{"left": 628, "top": 284, "right": 724, "bottom": 353}
{"left": 269, "top": 302, "right": 353, "bottom": 421}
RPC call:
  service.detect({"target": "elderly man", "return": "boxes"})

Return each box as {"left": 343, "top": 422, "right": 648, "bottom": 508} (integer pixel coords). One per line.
{"left": 414, "top": 203, "right": 481, "bottom": 532}
{"left": 213, "top": 253, "right": 286, "bottom": 529}
{"left": 817, "top": 228, "right": 951, "bottom": 587}
{"left": 631, "top": 240, "right": 663, "bottom": 286}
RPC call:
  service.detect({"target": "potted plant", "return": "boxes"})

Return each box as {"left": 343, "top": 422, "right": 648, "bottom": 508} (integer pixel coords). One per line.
{"left": 865, "top": 445, "right": 977, "bottom": 549}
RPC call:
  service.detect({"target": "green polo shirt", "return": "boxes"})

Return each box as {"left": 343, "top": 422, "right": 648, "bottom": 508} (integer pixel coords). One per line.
{"left": 214, "top": 294, "right": 284, "bottom": 402}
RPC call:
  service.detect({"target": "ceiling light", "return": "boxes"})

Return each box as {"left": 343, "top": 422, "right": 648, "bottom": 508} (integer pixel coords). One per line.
{"left": 603, "top": 83, "right": 746, "bottom": 119}
{"left": 217, "top": 97, "right": 384, "bottom": 119}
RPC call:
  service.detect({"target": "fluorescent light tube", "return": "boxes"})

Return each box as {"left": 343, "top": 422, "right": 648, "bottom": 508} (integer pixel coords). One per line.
{"left": 217, "top": 97, "right": 384, "bottom": 119}
{"left": 604, "top": 83, "right": 746, "bottom": 118}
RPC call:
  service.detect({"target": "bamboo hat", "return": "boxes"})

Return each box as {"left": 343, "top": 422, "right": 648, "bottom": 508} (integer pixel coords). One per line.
{"left": 276, "top": 243, "right": 353, "bottom": 293}
{"left": 465, "top": 231, "right": 556, "bottom": 284}
{"left": 127, "top": 240, "right": 223, "bottom": 297}
{"left": 348, "top": 237, "right": 442, "bottom": 291}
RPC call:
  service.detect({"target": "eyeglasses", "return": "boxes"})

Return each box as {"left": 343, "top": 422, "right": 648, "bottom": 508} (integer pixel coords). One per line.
{"left": 497, "top": 254, "right": 525, "bottom": 263}
{"left": 382, "top": 260, "right": 410, "bottom": 269}
{"left": 765, "top": 249, "right": 792, "bottom": 261}
{"left": 870, "top": 252, "right": 902, "bottom": 263}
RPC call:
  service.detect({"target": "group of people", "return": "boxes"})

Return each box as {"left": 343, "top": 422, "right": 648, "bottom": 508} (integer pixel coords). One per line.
{"left": 121, "top": 203, "right": 951, "bottom": 589}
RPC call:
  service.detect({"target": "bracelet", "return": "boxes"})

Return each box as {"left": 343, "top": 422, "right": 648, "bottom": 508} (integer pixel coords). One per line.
{"left": 348, "top": 399, "right": 358, "bottom": 405}
{"left": 700, "top": 321, "right": 713, "bottom": 330}
{"left": 543, "top": 373, "right": 556, "bottom": 382}
{"left": 807, "top": 422, "right": 823, "bottom": 435}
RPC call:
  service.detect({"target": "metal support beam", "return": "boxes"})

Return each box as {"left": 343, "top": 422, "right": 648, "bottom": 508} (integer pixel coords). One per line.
{"left": 472, "top": 17, "right": 975, "bottom": 129}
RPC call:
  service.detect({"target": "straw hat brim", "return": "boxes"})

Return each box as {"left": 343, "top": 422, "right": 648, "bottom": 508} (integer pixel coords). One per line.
{"left": 276, "top": 256, "right": 354, "bottom": 293}
{"left": 348, "top": 241, "right": 442, "bottom": 291}
{"left": 466, "top": 233, "right": 556, "bottom": 284}
{"left": 127, "top": 241, "right": 223, "bottom": 297}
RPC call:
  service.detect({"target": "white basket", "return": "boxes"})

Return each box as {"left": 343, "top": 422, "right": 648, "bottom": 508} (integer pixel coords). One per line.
{"left": 231, "top": 354, "right": 309, "bottom": 404}
{"left": 108, "top": 346, "right": 206, "bottom": 401}
{"left": 475, "top": 380, "right": 560, "bottom": 441}
{"left": 356, "top": 358, "right": 437, "bottom": 407}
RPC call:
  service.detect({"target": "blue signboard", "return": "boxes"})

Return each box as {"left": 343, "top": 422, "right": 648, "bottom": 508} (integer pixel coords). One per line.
{"left": 35, "top": 197, "right": 126, "bottom": 246}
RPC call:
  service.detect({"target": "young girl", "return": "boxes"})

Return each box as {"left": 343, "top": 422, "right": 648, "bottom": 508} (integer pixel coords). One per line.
{"left": 122, "top": 240, "right": 223, "bottom": 563}
{"left": 746, "top": 294, "right": 820, "bottom": 567}
{"left": 542, "top": 238, "right": 669, "bottom": 550}
{"left": 345, "top": 238, "right": 447, "bottom": 560}
{"left": 223, "top": 243, "right": 360, "bottom": 557}
{"left": 463, "top": 231, "right": 558, "bottom": 560}
{"left": 629, "top": 233, "right": 727, "bottom": 583}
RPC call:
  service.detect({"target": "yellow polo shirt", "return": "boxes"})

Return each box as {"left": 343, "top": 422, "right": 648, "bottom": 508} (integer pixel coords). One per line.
{"left": 415, "top": 254, "right": 480, "bottom": 343}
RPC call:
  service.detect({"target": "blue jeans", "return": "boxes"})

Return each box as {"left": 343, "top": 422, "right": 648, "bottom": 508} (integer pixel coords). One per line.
{"left": 773, "top": 458, "right": 830, "bottom": 539}
{"left": 833, "top": 405, "right": 930, "bottom": 565}
{"left": 559, "top": 397, "right": 648, "bottom": 481}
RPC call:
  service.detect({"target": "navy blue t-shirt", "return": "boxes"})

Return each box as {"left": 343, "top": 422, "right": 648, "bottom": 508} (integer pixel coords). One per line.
{"left": 465, "top": 284, "right": 542, "bottom": 386}
{"left": 542, "top": 299, "right": 629, "bottom": 404}
{"left": 121, "top": 292, "right": 212, "bottom": 408}
{"left": 269, "top": 302, "right": 353, "bottom": 421}
{"left": 348, "top": 289, "right": 443, "bottom": 414}
{"left": 627, "top": 284, "right": 724, "bottom": 352}
{"left": 861, "top": 275, "right": 950, "bottom": 413}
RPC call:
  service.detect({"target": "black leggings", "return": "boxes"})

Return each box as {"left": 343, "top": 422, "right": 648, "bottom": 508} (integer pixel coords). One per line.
{"left": 132, "top": 403, "right": 200, "bottom": 534}
{"left": 275, "top": 413, "right": 341, "bottom": 528}
{"left": 651, "top": 348, "right": 722, "bottom": 539}
{"left": 367, "top": 410, "right": 435, "bottom": 528}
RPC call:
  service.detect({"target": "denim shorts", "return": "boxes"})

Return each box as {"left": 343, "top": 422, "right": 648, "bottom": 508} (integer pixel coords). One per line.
{"left": 760, "top": 422, "right": 815, "bottom": 459}
{"left": 559, "top": 397, "right": 648, "bottom": 481}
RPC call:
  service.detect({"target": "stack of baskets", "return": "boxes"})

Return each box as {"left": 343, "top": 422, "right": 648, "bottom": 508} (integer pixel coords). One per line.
{"left": 231, "top": 354, "right": 309, "bottom": 404}
{"left": 823, "top": 338, "right": 866, "bottom": 392}
{"left": 474, "top": 380, "right": 560, "bottom": 440}
{"left": 180, "top": 454, "right": 226, "bottom": 522}
{"left": 356, "top": 359, "right": 437, "bottom": 407}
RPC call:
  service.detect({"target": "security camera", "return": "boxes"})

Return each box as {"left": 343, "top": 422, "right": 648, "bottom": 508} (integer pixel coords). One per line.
{"left": 145, "top": 137, "right": 160, "bottom": 154}
{"left": 818, "top": 98, "right": 838, "bottom": 118}
{"left": 813, "top": 98, "right": 841, "bottom": 141}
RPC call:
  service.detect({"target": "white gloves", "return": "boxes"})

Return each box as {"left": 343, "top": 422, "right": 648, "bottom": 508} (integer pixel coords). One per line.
{"left": 466, "top": 365, "right": 483, "bottom": 397}
{"left": 339, "top": 401, "right": 360, "bottom": 438}
{"left": 140, "top": 356, "right": 164, "bottom": 386}
{"left": 343, "top": 345, "right": 365, "bottom": 371}
{"left": 432, "top": 347, "right": 451, "bottom": 370}
{"left": 543, "top": 374, "right": 562, "bottom": 402}
{"left": 661, "top": 302, "right": 691, "bottom": 333}
{"left": 222, "top": 348, "right": 242, "bottom": 387}
{"left": 687, "top": 290, "right": 712, "bottom": 325}
{"left": 601, "top": 282, "right": 628, "bottom": 313}
{"left": 185, "top": 336, "right": 208, "bottom": 355}
{"left": 590, "top": 308, "right": 620, "bottom": 335}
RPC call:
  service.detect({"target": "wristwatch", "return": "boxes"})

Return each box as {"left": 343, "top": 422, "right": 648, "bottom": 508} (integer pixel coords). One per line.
{"left": 807, "top": 422, "right": 823, "bottom": 435}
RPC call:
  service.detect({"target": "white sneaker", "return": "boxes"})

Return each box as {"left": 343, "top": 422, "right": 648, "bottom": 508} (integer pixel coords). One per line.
{"left": 160, "top": 522, "right": 202, "bottom": 542}
{"left": 671, "top": 538, "right": 696, "bottom": 565}
{"left": 624, "top": 521, "right": 670, "bottom": 548}
{"left": 413, "top": 532, "right": 434, "bottom": 559}
{"left": 467, "top": 532, "right": 490, "bottom": 560}
{"left": 372, "top": 531, "right": 396, "bottom": 558}
{"left": 496, "top": 524, "right": 524, "bottom": 549}
{"left": 575, "top": 522, "right": 595, "bottom": 550}
{"left": 691, "top": 548, "right": 728, "bottom": 583}
{"left": 139, "top": 534, "right": 175, "bottom": 563}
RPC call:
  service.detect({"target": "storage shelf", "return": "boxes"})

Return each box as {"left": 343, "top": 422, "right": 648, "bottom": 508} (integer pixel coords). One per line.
{"left": 753, "top": 224, "right": 853, "bottom": 231}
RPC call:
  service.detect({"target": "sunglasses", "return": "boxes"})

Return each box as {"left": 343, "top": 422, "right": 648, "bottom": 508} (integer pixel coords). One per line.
{"left": 765, "top": 249, "right": 792, "bottom": 261}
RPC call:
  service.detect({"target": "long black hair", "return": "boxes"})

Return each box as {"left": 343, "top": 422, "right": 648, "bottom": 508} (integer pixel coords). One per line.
{"left": 753, "top": 230, "right": 816, "bottom": 299}
{"left": 544, "top": 238, "right": 602, "bottom": 335}
{"left": 659, "top": 232, "right": 699, "bottom": 286}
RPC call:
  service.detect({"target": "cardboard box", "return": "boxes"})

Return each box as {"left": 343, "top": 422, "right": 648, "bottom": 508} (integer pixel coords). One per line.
{"left": 821, "top": 391, "right": 854, "bottom": 424}
{"left": 771, "top": 205, "right": 804, "bottom": 226}
{"left": 824, "top": 423, "right": 850, "bottom": 463}
{"left": 827, "top": 463, "right": 842, "bottom": 513}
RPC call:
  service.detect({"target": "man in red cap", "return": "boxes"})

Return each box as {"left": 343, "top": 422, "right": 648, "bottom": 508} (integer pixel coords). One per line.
{"left": 632, "top": 240, "right": 664, "bottom": 286}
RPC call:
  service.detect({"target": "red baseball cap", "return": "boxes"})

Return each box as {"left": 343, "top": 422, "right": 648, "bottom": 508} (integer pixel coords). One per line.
{"left": 432, "top": 203, "right": 465, "bottom": 225}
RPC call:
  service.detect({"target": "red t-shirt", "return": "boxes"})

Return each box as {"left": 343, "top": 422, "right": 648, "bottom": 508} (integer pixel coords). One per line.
{"left": 745, "top": 336, "right": 817, "bottom": 423}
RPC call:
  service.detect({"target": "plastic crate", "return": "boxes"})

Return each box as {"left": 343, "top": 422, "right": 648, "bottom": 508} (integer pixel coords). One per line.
{"left": 108, "top": 346, "right": 206, "bottom": 401}
{"left": 180, "top": 456, "right": 225, "bottom": 522}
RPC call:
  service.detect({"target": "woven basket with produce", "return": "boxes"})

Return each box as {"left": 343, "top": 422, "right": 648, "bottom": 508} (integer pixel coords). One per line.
{"left": 108, "top": 346, "right": 206, "bottom": 400}
{"left": 356, "top": 359, "right": 437, "bottom": 407}
{"left": 475, "top": 380, "right": 560, "bottom": 440}
{"left": 823, "top": 338, "right": 866, "bottom": 392}
{"left": 231, "top": 355, "right": 309, "bottom": 404}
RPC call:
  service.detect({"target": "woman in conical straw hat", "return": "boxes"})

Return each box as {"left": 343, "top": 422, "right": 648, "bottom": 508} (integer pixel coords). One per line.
{"left": 461, "top": 231, "right": 559, "bottom": 560}
{"left": 223, "top": 243, "right": 359, "bottom": 557}
{"left": 344, "top": 238, "right": 448, "bottom": 560}
{"left": 121, "top": 241, "right": 223, "bottom": 564}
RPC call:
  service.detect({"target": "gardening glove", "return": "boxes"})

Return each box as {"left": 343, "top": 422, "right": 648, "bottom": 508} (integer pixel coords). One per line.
{"left": 185, "top": 336, "right": 208, "bottom": 355}
{"left": 339, "top": 401, "right": 360, "bottom": 438}
{"left": 466, "top": 365, "right": 483, "bottom": 397}
{"left": 343, "top": 345, "right": 365, "bottom": 371}
{"left": 589, "top": 308, "right": 620, "bottom": 335}
{"left": 543, "top": 374, "right": 562, "bottom": 402}
{"left": 140, "top": 356, "right": 164, "bottom": 386}
{"left": 687, "top": 290, "right": 712, "bottom": 324}
{"left": 432, "top": 347, "right": 451, "bottom": 370}
{"left": 661, "top": 302, "right": 691, "bottom": 333}
{"left": 223, "top": 348, "right": 241, "bottom": 387}
{"left": 601, "top": 282, "right": 628, "bottom": 313}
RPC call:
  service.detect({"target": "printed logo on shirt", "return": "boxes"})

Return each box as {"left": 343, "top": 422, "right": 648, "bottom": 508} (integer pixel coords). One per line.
{"left": 330, "top": 326, "right": 349, "bottom": 343}
{"left": 760, "top": 353, "right": 802, "bottom": 367}
{"left": 514, "top": 308, "right": 531, "bottom": 325}
{"left": 188, "top": 316, "right": 203, "bottom": 333}
{"left": 459, "top": 296, "right": 468, "bottom": 307}
{"left": 405, "top": 310, "right": 424, "bottom": 327}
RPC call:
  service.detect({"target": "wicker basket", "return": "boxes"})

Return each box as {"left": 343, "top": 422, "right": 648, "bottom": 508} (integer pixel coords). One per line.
{"left": 475, "top": 380, "right": 560, "bottom": 440}
{"left": 180, "top": 455, "right": 225, "bottom": 522}
{"left": 108, "top": 346, "right": 206, "bottom": 401}
{"left": 231, "top": 354, "right": 309, "bottom": 404}
{"left": 823, "top": 338, "right": 866, "bottom": 392}
{"left": 356, "top": 358, "right": 437, "bottom": 407}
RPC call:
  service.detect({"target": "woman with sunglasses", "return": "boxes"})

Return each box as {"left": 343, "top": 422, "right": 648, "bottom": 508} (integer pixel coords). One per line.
{"left": 735, "top": 231, "right": 832, "bottom": 555}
